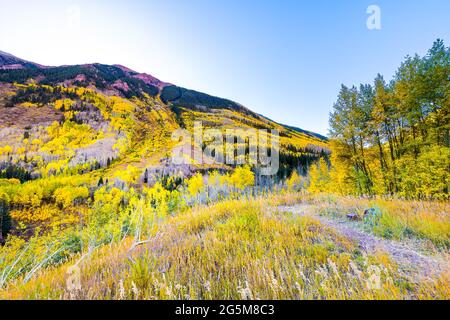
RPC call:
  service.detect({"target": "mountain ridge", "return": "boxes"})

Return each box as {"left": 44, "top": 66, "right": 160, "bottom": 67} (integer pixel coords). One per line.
{"left": 0, "top": 50, "right": 325, "bottom": 141}
{"left": 0, "top": 50, "right": 45, "bottom": 70}
{"left": 0, "top": 50, "right": 328, "bottom": 183}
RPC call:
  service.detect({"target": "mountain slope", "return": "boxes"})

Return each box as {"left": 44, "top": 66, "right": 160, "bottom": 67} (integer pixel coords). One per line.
{"left": 0, "top": 43, "right": 448, "bottom": 302}
{"left": 0, "top": 51, "right": 44, "bottom": 70}
{"left": 0, "top": 51, "right": 328, "bottom": 182}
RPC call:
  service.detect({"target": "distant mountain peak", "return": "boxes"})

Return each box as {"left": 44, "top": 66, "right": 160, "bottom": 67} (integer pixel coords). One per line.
{"left": 0, "top": 50, "right": 44, "bottom": 70}
{"left": 0, "top": 50, "right": 326, "bottom": 142}
{"left": 0, "top": 50, "right": 14, "bottom": 57}
{"left": 0, "top": 51, "right": 171, "bottom": 89}
{"left": 112, "top": 64, "right": 137, "bottom": 74}
{"left": 112, "top": 64, "right": 172, "bottom": 89}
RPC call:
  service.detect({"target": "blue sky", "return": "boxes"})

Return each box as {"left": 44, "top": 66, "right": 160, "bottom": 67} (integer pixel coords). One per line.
{"left": 1, "top": 0, "right": 449, "bottom": 135}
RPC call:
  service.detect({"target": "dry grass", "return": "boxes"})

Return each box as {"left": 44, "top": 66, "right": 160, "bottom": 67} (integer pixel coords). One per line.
{"left": 1, "top": 195, "right": 448, "bottom": 300}
{"left": 0, "top": 105, "right": 63, "bottom": 128}
{"left": 295, "top": 193, "right": 450, "bottom": 249}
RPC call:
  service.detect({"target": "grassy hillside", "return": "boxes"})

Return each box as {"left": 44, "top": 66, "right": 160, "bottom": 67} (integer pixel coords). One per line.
{"left": 0, "top": 56, "right": 329, "bottom": 293}
{"left": 1, "top": 193, "right": 448, "bottom": 300}
{"left": 0, "top": 61, "right": 327, "bottom": 178}
{"left": 0, "top": 43, "right": 448, "bottom": 301}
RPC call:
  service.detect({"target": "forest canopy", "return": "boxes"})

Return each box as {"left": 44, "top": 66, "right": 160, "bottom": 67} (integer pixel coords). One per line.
{"left": 325, "top": 39, "right": 449, "bottom": 200}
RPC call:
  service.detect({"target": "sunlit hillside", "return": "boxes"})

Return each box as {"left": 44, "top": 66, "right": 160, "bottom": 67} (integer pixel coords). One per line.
{"left": 0, "top": 55, "right": 327, "bottom": 182}
{"left": 1, "top": 193, "right": 448, "bottom": 300}
{"left": 0, "top": 40, "right": 448, "bottom": 301}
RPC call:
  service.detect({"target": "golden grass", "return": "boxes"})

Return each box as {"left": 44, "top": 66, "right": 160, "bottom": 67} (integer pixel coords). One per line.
{"left": 1, "top": 195, "right": 448, "bottom": 300}
{"left": 300, "top": 193, "right": 450, "bottom": 249}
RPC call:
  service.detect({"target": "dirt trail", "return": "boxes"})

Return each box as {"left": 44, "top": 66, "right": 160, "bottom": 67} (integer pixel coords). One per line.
{"left": 277, "top": 204, "right": 449, "bottom": 281}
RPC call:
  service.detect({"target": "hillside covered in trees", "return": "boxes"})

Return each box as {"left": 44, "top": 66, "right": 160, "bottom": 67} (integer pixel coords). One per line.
{"left": 311, "top": 39, "right": 449, "bottom": 200}
{"left": 0, "top": 50, "right": 326, "bottom": 249}
{"left": 0, "top": 41, "right": 448, "bottom": 300}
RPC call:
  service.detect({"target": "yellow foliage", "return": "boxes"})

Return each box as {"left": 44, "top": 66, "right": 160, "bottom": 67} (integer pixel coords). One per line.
{"left": 12, "top": 184, "right": 44, "bottom": 207}
{"left": 308, "top": 159, "right": 331, "bottom": 193}
{"left": 11, "top": 205, "right": 61, "bottom": 224}
{"left": 31, "top": 139, "right": 42, "bottom": 146}
{"left": 112, "top": 137, "right": 130, "bottom": 155}
{"left": 113, "top": 165, "right": 141, "bottom": 184}
{"left": 0, "top": 189, "right": 10, "bottom": 202}
{"left": 53, "top": 186, "right": 89, "bottom": 208}
{"left": 3, "top": 196, "right": 446, "bottom": 300}
{"left": 0, "top": 145, "right": 13, "bottom": 155}
{"left": 93, "top": 187, "right": 125, "bottom": 213}
{"left": 19, "top": 102, "right": 38, "bottom": 108}
{"left": 41, "top": 121, "right": 99, "bottom": 155}
{"left": 286, "top": 170, "right": 303, "bottom": 191}
{"left": 0, "top": 178, "right": 20, "bottom": 186}
{"left": 207, "top": 171, "right": 221, "bottom": 187}
{"left": 44, "top": 159, "right": 69, "bottom": 176}
{"left": 75, "top": 88, "right": 85, "bottom": 96}
{"left": 63, "top": 111, "right": 77, "bottom": 121}
{"left": 54, "top": 99, "right": 75, "bottom": 111}
{"left": 230, "top": 165, "right": 254, "bottom": 190}
{"left": 110, "top": 97, "right": 135, "bottom": 115}
{"left": 187, "top": 173, "right": 205, "bottom": 197}
{"left": 219, "top": 174, "right": 230, "bottom": 186}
